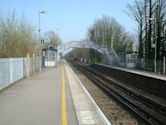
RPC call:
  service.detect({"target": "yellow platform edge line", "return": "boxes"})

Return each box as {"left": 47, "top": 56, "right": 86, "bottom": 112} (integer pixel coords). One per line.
{"left": 61, "top": 62, "right": 68, "bottom": 125}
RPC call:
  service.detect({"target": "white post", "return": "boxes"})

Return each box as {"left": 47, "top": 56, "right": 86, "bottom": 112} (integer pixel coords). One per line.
{"left": 163, "top": 56, "right": 165, "bottom": 75}
{"left": 55, "top": 51, "right": 57, "bottom": 66}
{"left": 33, "top": 53, "right": 35, "bottom": 72}
{"left": 26, "top": 53, "right": 30, "bottom": 78}
{"left": 9, "top": 58, "right": 13, "bottom": 84}
{"left": 39, "top": 56, "right": 42, "bottom": 72}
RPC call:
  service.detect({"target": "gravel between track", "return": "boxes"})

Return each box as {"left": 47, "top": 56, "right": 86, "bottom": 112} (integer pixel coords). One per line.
{"left": 70, "top": 64, "right": 144, "bottom": 125}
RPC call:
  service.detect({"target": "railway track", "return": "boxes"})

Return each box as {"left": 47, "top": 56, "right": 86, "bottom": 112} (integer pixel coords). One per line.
{"left": 68, "top": 60, "right": 166, "bottom": 125}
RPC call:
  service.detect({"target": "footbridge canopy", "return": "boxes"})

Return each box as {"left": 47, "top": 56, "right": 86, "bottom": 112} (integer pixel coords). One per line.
{"left": 59, "top": 40, "right": 120, "bottom": 65}
{"left": 59, "top": 40, "right": 103, "bottom": 54}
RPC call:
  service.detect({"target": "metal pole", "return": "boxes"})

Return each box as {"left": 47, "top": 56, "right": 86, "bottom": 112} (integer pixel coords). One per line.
{"left": 39, "top": 12, "right": 41, "bottom": 44}
{"left": 154, "top": 39, "right": 157, "bottom": 72}
{"left": 154, "top": 17, "right": 157, "bottom": 73}
{"left": 39, "top": 11, "right": 47, "bottom": 44}
{"left": 163, "top": 56, "right": 165, "bottom": 74}
{"left": 154, "top": 0, "right": 159, "bottom": 73}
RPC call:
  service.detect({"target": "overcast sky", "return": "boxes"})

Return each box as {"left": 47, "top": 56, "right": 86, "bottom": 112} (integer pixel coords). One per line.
{"left": 0, "top": 0, "right": 136, "bottom": 42}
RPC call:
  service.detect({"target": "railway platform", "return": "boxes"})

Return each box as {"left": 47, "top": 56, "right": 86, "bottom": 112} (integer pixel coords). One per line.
{"left": 0, "top": 60, "right": 111, "bottom": 125}
{"left": 98, "top": 64, "right": 166, "bottom": 81}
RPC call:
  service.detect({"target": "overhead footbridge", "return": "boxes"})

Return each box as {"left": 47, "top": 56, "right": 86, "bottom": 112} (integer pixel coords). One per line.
{"left": 59, "top": 40, "right": 120, "bottom": 65}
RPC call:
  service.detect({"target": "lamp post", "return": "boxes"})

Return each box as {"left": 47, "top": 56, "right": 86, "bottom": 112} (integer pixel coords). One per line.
{"left": 149, "top": 17, "right": 157, "bottom": 72}
{"left": 38, "top": 11, "right": 47, "bottom": 44}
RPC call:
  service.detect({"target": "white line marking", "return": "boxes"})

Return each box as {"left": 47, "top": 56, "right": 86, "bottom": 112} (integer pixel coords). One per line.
{"left": 80, "top": 111, "right": 95, "bottom": 124}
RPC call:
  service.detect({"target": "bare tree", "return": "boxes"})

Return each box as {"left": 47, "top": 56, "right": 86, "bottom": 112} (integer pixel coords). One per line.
{"left": 127, "top": 0, "right": 166, "bottom": 71}
{"left": 127, "top": 1, "right": 145, "bottom": 58}
{"left": 88, "top": 15, "right": 134, "bottom": 55}
{"left": 44, "top": 30, "right": 62, "bottom": 47}
{"left": 0, "top": 11, "right": 37, "bottom": 57}
{"left": 155, "top": 0, "right": 166, "bottom": 60}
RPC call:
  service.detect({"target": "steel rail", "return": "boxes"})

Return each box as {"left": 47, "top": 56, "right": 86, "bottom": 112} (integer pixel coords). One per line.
{"left": 68, "top": 60, "right": 166, "bottom": 125}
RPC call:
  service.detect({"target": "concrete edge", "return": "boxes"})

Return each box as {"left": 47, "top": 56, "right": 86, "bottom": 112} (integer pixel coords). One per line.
{"left": 63, "top": 62, "right": 80, "bottom": 125}
{"left": 67, "top": 62, "right": 112, "bottom": 125}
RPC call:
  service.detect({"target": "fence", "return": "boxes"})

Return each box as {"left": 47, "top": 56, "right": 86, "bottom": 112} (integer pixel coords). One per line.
{"left": 119, "top": 57, "right": 166, "bottom": 75}
{"left": 0, "top": 55, "right": 42, "bottom": 90}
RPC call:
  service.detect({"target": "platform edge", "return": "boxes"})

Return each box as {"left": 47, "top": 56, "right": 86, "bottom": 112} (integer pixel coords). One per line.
{"left": 67, "top": 62, "right": 112, "bottom": 125}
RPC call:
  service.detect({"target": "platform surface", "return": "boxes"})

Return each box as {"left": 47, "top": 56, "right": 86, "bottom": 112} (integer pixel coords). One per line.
{"left": 0, "top": 60, "right": 110, "bottom": 125}
{"left": 98, "top": 64, "right": 166, "bottom": 81}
